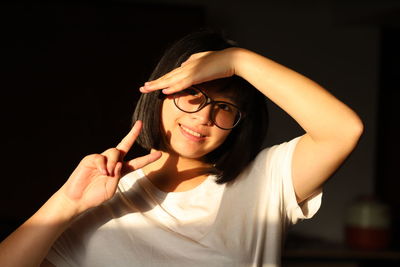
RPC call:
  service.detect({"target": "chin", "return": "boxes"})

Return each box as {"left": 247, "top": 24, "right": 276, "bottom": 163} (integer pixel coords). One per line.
{"left": 177, "top": 150, "right": 208, "bottom": 160}
{"left": 169, "top": 145, "right": 209, "bottom": 160}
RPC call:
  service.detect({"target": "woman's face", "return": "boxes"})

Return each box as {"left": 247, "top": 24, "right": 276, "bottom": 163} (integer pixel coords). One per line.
{"left": 161, "top": 88, "right": 234, "bottom": 160}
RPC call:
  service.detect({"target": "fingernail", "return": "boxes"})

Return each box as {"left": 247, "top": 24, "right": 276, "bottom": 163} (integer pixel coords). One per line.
{"left": 162, "top": 89, "right": 169, "bottom": 94}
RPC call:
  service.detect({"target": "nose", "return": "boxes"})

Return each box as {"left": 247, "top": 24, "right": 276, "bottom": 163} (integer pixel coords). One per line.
{"left": 190, "top": 104, "right": 213, "bottom": 126}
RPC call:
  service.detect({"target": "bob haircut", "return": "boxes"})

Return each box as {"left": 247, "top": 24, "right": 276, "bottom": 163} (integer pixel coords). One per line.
{"left": 133, "top": 29, "right": 268, "bottom": 184}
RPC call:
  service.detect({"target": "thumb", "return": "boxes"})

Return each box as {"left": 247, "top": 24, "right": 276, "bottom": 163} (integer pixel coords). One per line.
{"left": 181, "top": 51, "right": 212, "bottom": 66}
{"left": 122, "top": 151, "right": 162, "bottom": 176}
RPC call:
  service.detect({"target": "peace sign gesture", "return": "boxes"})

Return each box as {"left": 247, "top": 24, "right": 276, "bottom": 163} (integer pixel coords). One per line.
{"left": 59, "top": 120, "right": 161, "bottom": 215}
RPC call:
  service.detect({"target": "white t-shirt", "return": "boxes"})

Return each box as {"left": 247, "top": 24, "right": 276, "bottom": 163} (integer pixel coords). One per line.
{"left": 46, "top": 137, "right": 322, "bottom": 267}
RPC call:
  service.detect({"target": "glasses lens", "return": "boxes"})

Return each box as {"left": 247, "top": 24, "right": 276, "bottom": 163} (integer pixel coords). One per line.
{"left": 173, "top": 87, "right": 242, "bottom": 130}
{"left": 174, "top": 88, "right": 206, "bottom": 112}
{"left": 212, "top": 102, "right": 241, "bottom": 129}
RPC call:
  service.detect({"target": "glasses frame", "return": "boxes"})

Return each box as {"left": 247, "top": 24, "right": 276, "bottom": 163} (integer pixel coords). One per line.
{"left": 172, "top": 86, "right": 243, "bottom": 130}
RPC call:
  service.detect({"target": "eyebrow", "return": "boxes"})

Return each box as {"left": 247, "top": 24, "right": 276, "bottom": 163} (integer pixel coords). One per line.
{"left": 191, "top": 85, "right": 238, "bottom": 104}
{"left": 214, "top": 95, "right": 237, "bottom": 104}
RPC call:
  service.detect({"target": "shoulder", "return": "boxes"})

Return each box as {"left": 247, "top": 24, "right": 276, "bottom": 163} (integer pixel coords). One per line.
{"left": 253, "top": 136, "right": 302, "bottom": 171}
{"left": 228, "top": 136, "right": 302, "bottom": 187}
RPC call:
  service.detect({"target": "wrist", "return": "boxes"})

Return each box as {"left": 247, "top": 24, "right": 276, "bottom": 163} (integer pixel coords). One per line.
{"left": 229, "top": 47, "right": 253, "bottom": 78}
{"left": 34, "top": 190, "right": 80, "bottom": 227}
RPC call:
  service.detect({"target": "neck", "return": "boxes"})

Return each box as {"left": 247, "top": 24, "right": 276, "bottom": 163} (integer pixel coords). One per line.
{"left": 141, "top": 150, "right": 212, "bottom": 192}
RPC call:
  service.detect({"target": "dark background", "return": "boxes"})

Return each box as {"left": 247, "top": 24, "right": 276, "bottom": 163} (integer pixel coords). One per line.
{"left": 1, "top": 0, "right": 205, "bottom": 221}
{"left": 1, "top": 0, "right": 399, "bottom": 266}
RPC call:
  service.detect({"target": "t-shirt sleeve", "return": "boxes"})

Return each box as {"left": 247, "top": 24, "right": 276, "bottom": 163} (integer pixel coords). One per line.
{"left": 264, "top": 136, "right": 322, "bottom": 225}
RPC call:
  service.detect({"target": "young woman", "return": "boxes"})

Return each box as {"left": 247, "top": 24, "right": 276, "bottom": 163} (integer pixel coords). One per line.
{"left": 0, "top": 30, "right": 363, "bottom": 266}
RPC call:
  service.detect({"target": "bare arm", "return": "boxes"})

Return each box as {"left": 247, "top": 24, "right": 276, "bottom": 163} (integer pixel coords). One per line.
{"left": 141, "top": 47, "right": 363, "bottom": 203}
{"left": 0, "top": 192, "right": 76, "bottom": 267}
{"left": 233, "top": 49, "right": 363, "bottom": 202}
{"left": 0, "top": 121, "right": 161, "bottom": 267}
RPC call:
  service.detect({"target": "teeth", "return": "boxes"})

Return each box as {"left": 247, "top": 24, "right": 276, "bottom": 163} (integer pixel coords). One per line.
{"left": 180, "top": 125, "right": 203, "bottom": 137}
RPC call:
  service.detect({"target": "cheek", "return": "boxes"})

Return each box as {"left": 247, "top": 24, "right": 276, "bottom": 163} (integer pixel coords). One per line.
{"left": 212, "top": 129, "right": 232, "bottom": 147}
{"left": 161, "top": 98, "right": 180, "bottom": 137}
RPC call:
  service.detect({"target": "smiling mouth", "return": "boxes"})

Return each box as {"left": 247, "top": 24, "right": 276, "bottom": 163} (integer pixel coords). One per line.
{"left": 179, "top": 124, "right": 206, "bottom": 138}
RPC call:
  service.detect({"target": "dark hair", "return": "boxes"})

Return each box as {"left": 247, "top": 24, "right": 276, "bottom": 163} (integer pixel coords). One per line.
{"left": 133, "top": 29, "right": 268, "bottom": 184}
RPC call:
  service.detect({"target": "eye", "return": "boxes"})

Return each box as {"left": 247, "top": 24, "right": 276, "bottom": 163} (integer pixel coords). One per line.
{"left": 217, "top": 103, "right": 233, "bottom": 112}
{"left": 184, "top": 88, "right": 201, "bottom": 96}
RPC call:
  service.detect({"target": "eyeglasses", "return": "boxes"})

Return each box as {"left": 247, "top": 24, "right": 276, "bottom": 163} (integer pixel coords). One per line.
{"left": 173, "top": 86, "right": 243, "bottom": 130}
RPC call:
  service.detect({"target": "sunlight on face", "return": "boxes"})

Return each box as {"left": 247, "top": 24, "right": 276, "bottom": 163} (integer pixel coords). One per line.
{"left": 161, "top": 87, "right": 234, "bottom": 160}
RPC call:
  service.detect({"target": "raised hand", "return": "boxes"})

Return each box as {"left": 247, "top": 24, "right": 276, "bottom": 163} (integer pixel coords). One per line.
{"left": 139, "top": 48, "right": 240, "bottom": 95}
{"left": 58, "top": 120, "right": 161, "bottom": 215}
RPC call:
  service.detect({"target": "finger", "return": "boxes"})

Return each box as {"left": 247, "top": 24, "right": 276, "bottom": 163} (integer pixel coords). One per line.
{"left": 93, "top": 154, "right": 108, "bottom": 175}
{"left": 125, "top": 151, "right": 162, "bottom": 173}
{"left": 140, "top": 67, "right": 186, "bottom": 92}
{"left": 114, "top": 161, "right": 123, "bottom": 178}
{"left": 146, "top": 71, "right": 196, "bottom": 95}
{"left": 102, "top": 148, "right": 120, "bottom": 177}
{"left": 104, "top": 162, "right": 123, "bottom": 199}
{"left": 181, "top": 52, "right": 210, "bottom": 67}
{"left": 185, "top": 51, "right": 210, "bottom": 62}
{"left": 140, "top": 77, "right": 174, "bottom": 93}
{"left": 142, "top": 72, "right": 177, "bottom": 89}
{"left": 116, "top": 120, "right": 142, "bottom": 158}
{"left": 155, "top": 67, "right": 181, "bottom": 81}
{"left": 160, "top": 79, "right": 193, "bottom": 95}
{"left": 180, "top": 60, "right": 189, "bottom": 67}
